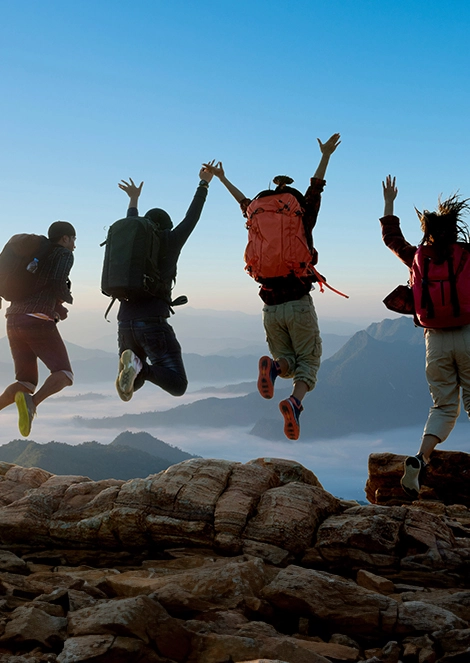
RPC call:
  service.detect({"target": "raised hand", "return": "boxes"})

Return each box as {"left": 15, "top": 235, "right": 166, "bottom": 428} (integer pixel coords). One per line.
{"left": 200, "top": 160, "right": 215, "bottom": 183}
{"left": 202, "top": 160, "right": 225, "bottom": 180}
{"left": 382, "top": 175, "right": 398, "bottom": 202}
{"left": 317, "top": 133, "right": 341, "bottom": 156}
{"left": 118, "top": 178, "right": 144, "bottom": 199}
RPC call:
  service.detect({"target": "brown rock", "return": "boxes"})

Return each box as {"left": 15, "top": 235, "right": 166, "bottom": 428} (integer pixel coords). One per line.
{"left": 214, "top": 463, "right": 279, "bottom": 553}
{"left": 261, "top": 565, "right": 398, "bottom": 636}
{"left": 434, "top": 627, "right": 470, "bottom": 654}
{"left": 396, "top": 600, "right": 467, "bottom": 633}
{"left": 315, "top": 505, "right": 405, "bottom": 569}
{"left": 247, "top": 458, "right": 323, "bottom": 487}
{"left": 356, "top": 569, "right": 395, "bottom": 595}
{"left": 0, "top": 550, "right": 29, "bottom": 575}
{"left": 367, "top": 451, "right": 470, "bottom": 506}
{"left": 401, "top": 589, "right": 470, "bottom": 622}
{"left": 243, "top": 483, "right": 340, "bottom": 554}
{"left": 57, "top": 635, "right": 162, "bottom": 662}
{"left": 106, "top": 556, "right": 266, "bottom": 613}
{"left": 0, "top": 605, "right": 67, "bottom": 648}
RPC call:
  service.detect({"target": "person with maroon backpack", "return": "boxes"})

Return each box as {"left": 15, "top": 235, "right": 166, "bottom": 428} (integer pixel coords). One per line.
{"left": 381, "top": 175, "right": 470, "bottom": 499}
{"left": 204, "top": 134, "right": 341, "bottom": 440}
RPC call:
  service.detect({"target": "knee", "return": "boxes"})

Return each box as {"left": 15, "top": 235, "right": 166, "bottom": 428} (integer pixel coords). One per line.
{"left": 169, "top": 379, "right": 188, "bottom": 397}
{"left": 56, "top": 370, "right": 74, "bottom": 387}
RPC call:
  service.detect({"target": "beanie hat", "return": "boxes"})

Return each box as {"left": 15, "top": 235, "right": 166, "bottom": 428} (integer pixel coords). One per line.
{"left": 144, "top": 208, "right": 173, "bottom": 230}
{"left": 48, "top": 221, "right": 76, "bottom": 243}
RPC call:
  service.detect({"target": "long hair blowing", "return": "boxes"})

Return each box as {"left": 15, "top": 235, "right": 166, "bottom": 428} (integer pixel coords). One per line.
{"left": 417, "top": 193, "right": 470, "bottom": 261}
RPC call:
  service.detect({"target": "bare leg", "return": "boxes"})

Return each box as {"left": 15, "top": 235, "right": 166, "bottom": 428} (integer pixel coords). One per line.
{"left": 417, "top": 434, "right": 441, "bottom": 464}
{"left": 0, "top": 382, "right": 33, "bottom": 411}
{"left": 33, "top": 371, "right": 73, "bottom": 407}
{"left": 293, "top": 380, "right": 309, "bottom": 403}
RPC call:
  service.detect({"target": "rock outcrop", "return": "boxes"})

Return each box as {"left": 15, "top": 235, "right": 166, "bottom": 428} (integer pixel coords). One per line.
{"left": 0, "top": 454, "right": 467, "bottom": 662}
{"left": 366, "top": 450, "right": 470, "bottom": 506}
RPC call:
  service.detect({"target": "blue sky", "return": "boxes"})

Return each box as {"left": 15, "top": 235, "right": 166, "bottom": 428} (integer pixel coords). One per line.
{"left": 2, "top": 0, "right": 470, "bottom": 332}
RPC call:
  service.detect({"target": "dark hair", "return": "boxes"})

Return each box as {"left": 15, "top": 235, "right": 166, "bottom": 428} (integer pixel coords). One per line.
{"left": 48, "top": 221, "right": 76, "bottom": 243}
{"left": 417, "top": 194, "right": 470, "bottom": 261}
{"left": 254, "top": 175, "right": 306, "bottom": 207}
{"left": 144, "top": 208, "right": 173, "bottom": 231}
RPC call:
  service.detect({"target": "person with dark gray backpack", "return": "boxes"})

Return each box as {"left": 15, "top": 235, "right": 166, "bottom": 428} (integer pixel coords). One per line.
{"left": 105, "top": 165, "right": 213, "bottom": 401}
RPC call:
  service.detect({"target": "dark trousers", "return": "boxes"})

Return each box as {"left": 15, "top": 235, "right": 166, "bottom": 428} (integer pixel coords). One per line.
{"left": 117, "top": 318, "right": 187, "bottom": 396}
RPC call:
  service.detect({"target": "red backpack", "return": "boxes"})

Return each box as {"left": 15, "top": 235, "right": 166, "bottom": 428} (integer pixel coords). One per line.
{"left": 411, "top": 244, "right": 470, "bottom": 328}
{"left": 244, "top": 192, "right": 316, "bottom": 281}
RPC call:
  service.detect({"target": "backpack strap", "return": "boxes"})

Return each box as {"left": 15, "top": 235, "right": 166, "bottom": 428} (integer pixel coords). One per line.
{"left": 310, "top": 267, "right": 349, "bottom": 298}
{"left": 104, "top": 297, "right": 116, "bottom": 322}
{"left": 447, "top": 255, "right": 460, "bottom": 318}
{"left": 421, "top": 256, "right": 435, "bottom": 319}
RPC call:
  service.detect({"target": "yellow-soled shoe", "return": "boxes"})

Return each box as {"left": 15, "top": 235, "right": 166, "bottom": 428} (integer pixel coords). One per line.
{"left": 14, "top": 392, "right": 36, "bottom": 437}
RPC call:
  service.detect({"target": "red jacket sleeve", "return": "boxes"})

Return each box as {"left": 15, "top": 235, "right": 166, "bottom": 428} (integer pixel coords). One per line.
{"left": 380, "top": 215, "right": 417, "bottom": 268}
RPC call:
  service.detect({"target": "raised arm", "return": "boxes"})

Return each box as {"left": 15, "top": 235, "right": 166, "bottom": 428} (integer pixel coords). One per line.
{"left": 202, "top": 161, "right": 247, "bottom": 203}
{"left": 118, "top": 178, "right": 144, "bottom": 211}
{"left": 313, "top": 133, "right": 341, "bottom": 180}
{"left": 382, "top": 174, "right": 398, "bottom": 216}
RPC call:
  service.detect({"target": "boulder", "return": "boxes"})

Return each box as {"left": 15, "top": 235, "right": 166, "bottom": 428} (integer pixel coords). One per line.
{"left": 367, "top": 451, "right": 470, "bottom": 506}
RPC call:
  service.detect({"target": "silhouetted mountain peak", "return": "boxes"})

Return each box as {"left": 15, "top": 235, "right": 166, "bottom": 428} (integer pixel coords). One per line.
{"left": 366, "top": 317, "right": 424, "bottom": 345}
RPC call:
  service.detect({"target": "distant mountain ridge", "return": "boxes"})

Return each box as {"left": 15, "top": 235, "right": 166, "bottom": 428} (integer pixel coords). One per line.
{"left": 0, "top": 431, "right": 197, "bottom": 481}
{"left": 73, "top": 317, "right": 432, "bottom": 440}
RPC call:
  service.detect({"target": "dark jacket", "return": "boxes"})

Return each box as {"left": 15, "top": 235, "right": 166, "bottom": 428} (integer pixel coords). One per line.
{"left": 118, "top": 184, "right": 208, "bottom": 321}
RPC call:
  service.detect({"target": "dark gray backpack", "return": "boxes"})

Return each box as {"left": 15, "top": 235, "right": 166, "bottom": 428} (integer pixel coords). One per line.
{"left": 101, "top": 216, "right": 171, "bottom": 317}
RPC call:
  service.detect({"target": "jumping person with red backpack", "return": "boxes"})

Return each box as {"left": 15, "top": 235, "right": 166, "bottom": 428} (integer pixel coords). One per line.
{"left": 204, "top": 134, "right": 341, "bottom": 440}
{"left": 381, "top": 175, "right": 470, "bottom": 499}
{"left": 0, "top": 221, "right": 76, "bottom": 437}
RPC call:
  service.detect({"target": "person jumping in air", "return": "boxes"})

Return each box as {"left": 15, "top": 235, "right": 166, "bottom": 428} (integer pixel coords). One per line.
{"left": 204, "top": 134, "right": 341, "bottom": 440}
{"left": 381, "top": 175, "right": 470, "bottom": 499}
{"left": 0, "top": 222, "right": 76, "bottom": 436}
{"left": 108, "top": 165, "right": 214, "bottom": 401}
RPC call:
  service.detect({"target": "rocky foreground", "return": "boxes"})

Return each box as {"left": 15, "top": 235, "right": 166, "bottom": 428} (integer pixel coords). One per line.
{"left": 0, "top": 453, "right": 468, "bottom": 662}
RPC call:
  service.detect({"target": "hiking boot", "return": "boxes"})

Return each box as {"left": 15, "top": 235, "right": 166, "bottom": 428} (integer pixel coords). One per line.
{"left": 279, "top": 396, "right": 303, "bottom": 440}
{"left": 117, "top": 350, "right": 143, "bottom": 401}
{"left": 14, "top": 392, "right": 36, "bottom": 437}
{"left": 257, "top": 356, "right": 279, "bottom": 399}
{"left": 401, "top": 454, "right": 426, "bottom": 500}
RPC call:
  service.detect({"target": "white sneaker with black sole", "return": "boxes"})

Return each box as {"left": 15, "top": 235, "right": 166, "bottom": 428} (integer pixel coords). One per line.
{"left": 117, "top": 350, "right": 143, "bottom": 401}
{"left": 400, "top": 454, "right": 426, "bottom": 499}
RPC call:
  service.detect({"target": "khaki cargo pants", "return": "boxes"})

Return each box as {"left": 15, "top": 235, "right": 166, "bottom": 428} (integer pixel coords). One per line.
{"left": 423, "top": 325, "right": 470, "bottom": 442}
{"left": 262, "top": 294, "right": 322, "bottom": 391}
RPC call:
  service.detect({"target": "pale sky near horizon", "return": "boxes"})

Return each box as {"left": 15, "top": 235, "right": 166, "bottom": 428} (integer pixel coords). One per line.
{"left": 2, "top": 0, "right": 470, "bottom": 334}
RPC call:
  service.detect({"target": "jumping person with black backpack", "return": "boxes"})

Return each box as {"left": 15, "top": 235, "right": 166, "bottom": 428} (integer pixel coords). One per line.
{"left": 203, "top": 134, "right": 342, "bottom": 440}
{"left": 107, "top": 165, "right": 213, "bottom": 401}
{"left": 0, "top": 221, "right": 76, "bottom": 436}
{"left": 381, "top": 175, "right": 470, "bottom": 499}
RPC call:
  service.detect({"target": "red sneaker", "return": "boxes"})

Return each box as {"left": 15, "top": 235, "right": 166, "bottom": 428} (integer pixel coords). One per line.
{"left": 279, "top": 397, "right": 303, "bottom": 440}
{"left": 257, "top": 356, "right": 278, "bottom": 399}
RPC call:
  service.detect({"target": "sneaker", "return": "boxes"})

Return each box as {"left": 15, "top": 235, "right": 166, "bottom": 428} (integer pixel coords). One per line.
{"left": 257, "top": 356, "right": 279, "bottom": 399}
{"left": 14, "top": 392, "right": 36, "bottom": 437}
{"left": 117, "top": 350, "right": 143, "bottom": 401}
{"left": 400, "top": 454, "right": 426, "bottom": 499}
{"left": 279, "top": 396, "right": 303, "bottom": 440}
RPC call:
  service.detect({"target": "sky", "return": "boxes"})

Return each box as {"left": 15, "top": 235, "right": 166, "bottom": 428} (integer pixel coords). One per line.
{"left": 2, "top": 0, "right": 470, "bottom": 335}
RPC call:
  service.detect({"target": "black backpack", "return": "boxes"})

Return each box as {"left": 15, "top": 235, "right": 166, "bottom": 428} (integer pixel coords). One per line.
{"left": 0, "top": 234, "right": 53, "bottom": 306}
{"left": 101, "top": 216, "right": 173, "bottom": 318}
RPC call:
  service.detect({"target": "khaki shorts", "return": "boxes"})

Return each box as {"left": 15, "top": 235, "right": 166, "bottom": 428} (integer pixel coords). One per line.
{"left": 262, "top": 295, "right": 322, "bottom": 391}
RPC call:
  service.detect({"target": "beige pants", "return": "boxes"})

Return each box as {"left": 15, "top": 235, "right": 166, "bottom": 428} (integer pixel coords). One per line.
{"left": 423, "top": 325, "right": 470, "bottom": 442}
{"left": 262, "top": 295, "right": 322, "bottom": 391}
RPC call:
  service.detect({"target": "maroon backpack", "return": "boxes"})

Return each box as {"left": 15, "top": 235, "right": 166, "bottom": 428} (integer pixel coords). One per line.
{"left": 411, "top": 244, "right": 470, "bottom": 328}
